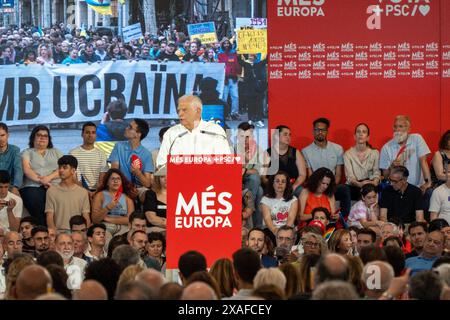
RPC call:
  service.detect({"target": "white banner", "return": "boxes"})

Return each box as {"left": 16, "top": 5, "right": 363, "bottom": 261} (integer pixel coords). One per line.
{"left": 235, "top": 17, "right": 268, "bottom": 30}
{"left": 0, "top": 61, "right": 225, "bottom": 126}
{"left": 122, "top": 23, "right": 143, "bottom": 43}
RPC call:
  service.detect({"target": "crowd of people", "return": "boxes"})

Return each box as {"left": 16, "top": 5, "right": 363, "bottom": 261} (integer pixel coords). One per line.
{"left": 0, "top": 23, "right": 267, "bottom": 125}
{"left": 0, "top": 99, "right": 448, "bottom": 299}
{"left": 0, "top": 24, "right": 449, "bottom": 301}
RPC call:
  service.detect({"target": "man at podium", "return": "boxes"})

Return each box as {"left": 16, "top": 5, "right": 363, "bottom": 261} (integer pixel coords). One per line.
{"left": 156, "top": 95, "right": 232, "bottom": 169}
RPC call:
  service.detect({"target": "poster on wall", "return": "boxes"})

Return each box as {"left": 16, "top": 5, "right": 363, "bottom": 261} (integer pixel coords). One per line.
{"left": 268, "top": 0, "right": 447, "bottom": 151}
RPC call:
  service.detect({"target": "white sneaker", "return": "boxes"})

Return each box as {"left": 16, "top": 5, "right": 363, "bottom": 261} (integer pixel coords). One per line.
{"left": 255, "top": 120, "right": 265, "bottom": 128}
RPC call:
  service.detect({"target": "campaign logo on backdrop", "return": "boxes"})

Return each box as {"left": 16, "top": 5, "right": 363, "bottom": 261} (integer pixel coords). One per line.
{"left": 277, "top": 0, "right": 326, "bottom": 17}
{"left": 367, "top": 0, "right": 433, "bottom": 30}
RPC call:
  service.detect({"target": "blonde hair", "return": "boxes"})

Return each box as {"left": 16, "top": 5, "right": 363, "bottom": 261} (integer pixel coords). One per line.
{"left": 253, "top": 268, "right": 287, "bottom": 293}
{"left": 4, "top": 255, "right": 36, "bottom": 300}
{"left": 116, "top": 264, "right": 145, "bottom": 290}
{"left": 328, "top": 229, "right": 351, "bottom": 253}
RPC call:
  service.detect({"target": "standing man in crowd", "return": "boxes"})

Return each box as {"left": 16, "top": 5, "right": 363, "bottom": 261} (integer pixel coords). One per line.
{"left": 109, "top": 118, "right": 153, "bottom": 193}
{"left": 70, "top": 122, "right": 108, "bottom": 195}
{"left": 218, "top": 38, "right": 241, "bottom": 120}
{"left": 45, "top": 155, "right": 91, "bottom": 232}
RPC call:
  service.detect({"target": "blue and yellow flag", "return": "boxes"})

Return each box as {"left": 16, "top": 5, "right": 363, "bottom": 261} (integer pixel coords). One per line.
{"left": 86, "top": 0, "right": 112, "bottom": 15}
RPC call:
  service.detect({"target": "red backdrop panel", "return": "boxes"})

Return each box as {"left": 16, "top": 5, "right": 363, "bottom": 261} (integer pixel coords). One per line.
{"left": 268, "top": 0, "right": 447, "bottom": 152}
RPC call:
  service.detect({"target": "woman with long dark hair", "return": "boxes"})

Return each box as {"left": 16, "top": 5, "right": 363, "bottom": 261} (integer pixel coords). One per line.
{"left": 91, "top": 168, "right": 136, "bottom": 238}
{"left": 260, "top": 171, "right": 298, "bottom": 236}
{"left": 298, "top": 167, "right": 337, "bottom": 228}
{"left": 20, "top": 126, "right": 63, "bottom": 225}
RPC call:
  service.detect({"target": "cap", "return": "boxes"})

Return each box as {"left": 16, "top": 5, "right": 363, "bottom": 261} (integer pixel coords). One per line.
{"left": 308, "top": 220, "right": 325, "bottom": 235}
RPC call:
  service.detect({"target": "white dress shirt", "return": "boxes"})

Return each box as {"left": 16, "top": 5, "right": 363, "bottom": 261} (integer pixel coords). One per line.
{"left": 156, "top": 120, "right": 232, "bottom": 168}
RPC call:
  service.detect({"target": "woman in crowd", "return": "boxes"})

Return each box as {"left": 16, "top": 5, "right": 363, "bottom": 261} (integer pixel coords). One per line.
{"left": 91, "top": 168, "right": 135, "bottom": 238}
{"left": 298, "top": 167, "right": 336, "bottom": 228}
{"left": 22, "top": 50, "right": 37, "bottom": 65}
{"left": 344, "top": 123, "right": 380, "bottom": 200}
{"left": 266, "top": 125, "right": 307, "bottom": 196}
{"left": 348, "top": 183, "right": 380, "bottom": 229}
{"left": 300, "top": 232, "right": 328, "bottom": 256}
{"left": 202, "top": 47, "right": 217, "bottom": 62}
{"left": 21, "top": 126, "right": 63, "bottom": 226}
{"left": 109, "top": 44, "right": 126, "bottom": 60}
{"left": 279, "top": 262, "right": 301, "bottom": 299}
{"left": 62, "top": 48, "right": 82, "bottom": 64}
{"left": 297, "top": 253, "right": 321, "bottom": 297}
{"left": 328, "top": 229, "right": 353, "bottom": 255}
{"left": 36, "top": 44, "right": 55, "bottom": 64}
{"left": 143, "top": 169, "right": 167, "bottom": 233}
{"left": 146, "top": 232, "right": 166, "bottom": 272}
{"left": 431, "top": 130, "right": 450, "bottom": 187}
{"left": 209, "top": 258, "right": 238, "bottom": 298}
{"left": 260, "top": 171, "right": 297, "bottom": 237}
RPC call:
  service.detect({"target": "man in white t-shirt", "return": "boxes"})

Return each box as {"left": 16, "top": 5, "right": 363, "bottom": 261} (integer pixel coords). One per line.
{"left": 430, "top": 163, "right": 450, "bottom": 224}
{"left": 0, "top": 170, "right": 22, "bottom": 232}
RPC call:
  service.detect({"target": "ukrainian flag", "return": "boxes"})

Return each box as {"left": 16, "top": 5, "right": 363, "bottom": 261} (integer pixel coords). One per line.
{"left": 86, "top": 0, "right": 112, "bottom": 15}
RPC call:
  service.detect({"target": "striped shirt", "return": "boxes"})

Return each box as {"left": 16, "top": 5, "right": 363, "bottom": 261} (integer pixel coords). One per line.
{"left": 69, "top": 146, "right": 109, "bottom": 190}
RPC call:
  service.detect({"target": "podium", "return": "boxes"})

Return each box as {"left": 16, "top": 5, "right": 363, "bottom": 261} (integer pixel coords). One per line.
{"left": 166, "top": 154, "right": 242, "bottom": 268}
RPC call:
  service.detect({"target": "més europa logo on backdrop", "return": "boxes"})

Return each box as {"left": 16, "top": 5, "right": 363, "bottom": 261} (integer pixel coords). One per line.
{"left": 175, "top": 185, "right": 233, "bottom": 229}
{"left": 277, "top": 0, "right": 326, "bottom": 17}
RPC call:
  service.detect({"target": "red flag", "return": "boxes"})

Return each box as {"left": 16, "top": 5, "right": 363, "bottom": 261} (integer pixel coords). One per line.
{"left": 131, "top": 154, "right": 142, "bottom": 170}
{"left": 114, "top": 184, "right": 123, "bottom": 202}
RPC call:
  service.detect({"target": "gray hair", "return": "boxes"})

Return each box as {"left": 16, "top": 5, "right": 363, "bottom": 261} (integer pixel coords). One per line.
{"left": 312, "top": 280, "right": 359, "bottom": 300}
{"left": 111, "top": 245, "right": 140, "bottom": 270}
{"left": 302, "top": 232, "right": 329, "bottom": 255}
{"left": 434, "top": 263, "right": 450, "bottom": 287}
{"left": 253, "top": 268, "right": 287, "bottom": 293}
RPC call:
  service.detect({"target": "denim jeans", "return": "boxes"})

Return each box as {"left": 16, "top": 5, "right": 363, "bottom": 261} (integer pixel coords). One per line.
{"left": 222, "top": 79, "right": 239, "bottom": 114}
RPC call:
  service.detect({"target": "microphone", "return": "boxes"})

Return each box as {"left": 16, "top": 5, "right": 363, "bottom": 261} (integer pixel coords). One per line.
{"left": 168, "top": 131, "right": 188, "bottom": 155}
{"left": 200, "top": 130, "right": 227, "bottom": 140}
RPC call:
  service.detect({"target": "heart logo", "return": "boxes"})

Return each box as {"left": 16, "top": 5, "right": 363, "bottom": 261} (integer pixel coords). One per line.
{"left": 276, "top": 212, "right": 289, "bottom": 221}
{"left": 419, "top": 5, "right": 430, "bottom": 16}
{"left": 235, "top": 156, "right": 241, "bottom": 163}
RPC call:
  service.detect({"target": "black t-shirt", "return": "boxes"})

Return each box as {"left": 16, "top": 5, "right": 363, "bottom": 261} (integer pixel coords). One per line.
{"left": 267, "top": 146, "right": 299, "bottom": 180}
{"left": 143, "top": 190, "right": 167, "bottom": 227}
{"left": 379, "top": 184, "right": 424, "bottom": 223}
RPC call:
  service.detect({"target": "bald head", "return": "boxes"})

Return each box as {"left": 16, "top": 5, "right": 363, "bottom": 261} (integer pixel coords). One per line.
{"left": 316, "top": 253, "right": 349, "bottom": 285}
{"left": 15, "top": 265, "right": 53, "bottom": 300}
{"left": 73, "top": 280, "right": 108, "bottom": 300}
{"left": 362, "top": 261, "right": 394, "bottom": 298}
{"left": 177, "top": 95, "right": 203, "bottom": 130}
{"left": 135, "top": 269, "right": 166, "bottom": 292}
{"left": 181, "top": 281, "right": 218, "bottom": 300}
{"left": 3, "top": 231, "right": 23, "bottom": 256}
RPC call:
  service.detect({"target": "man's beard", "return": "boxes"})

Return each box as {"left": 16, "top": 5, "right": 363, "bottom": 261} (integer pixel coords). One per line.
{"left": 59, "top": 250, "right": 74, "bottom": 260}
{"left": 394, "top": 131, "right": 408, "bottom": 143}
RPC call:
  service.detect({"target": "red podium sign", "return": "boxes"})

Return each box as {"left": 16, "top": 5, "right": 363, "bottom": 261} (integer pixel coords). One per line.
{"left": 166, "top": 154, "right": 242, "bottom": 268}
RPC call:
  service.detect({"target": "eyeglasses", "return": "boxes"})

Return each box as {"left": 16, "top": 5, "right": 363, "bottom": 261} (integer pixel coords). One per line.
{"left": 389, "top": 178, "right": 403, "bottom": 184}
{"left": 314, "top": 128, "right": 328, "bottom": 133}
{"left": 302, "top": 241, "right": 320, "bottom": 248}
{"left": 109, "top": 177, "right": 121, "bottom": 181}
{"left": 36, "top": 133, "right": 49, "bottom": 138}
